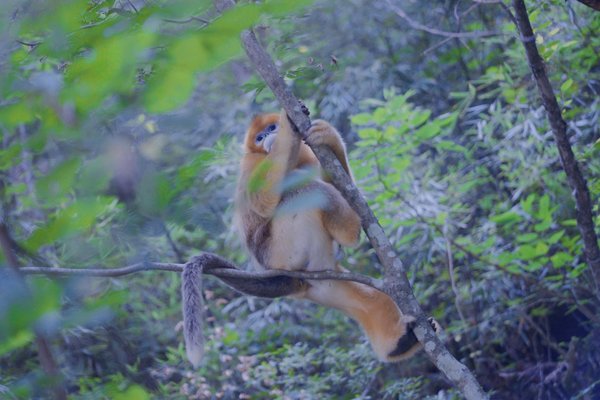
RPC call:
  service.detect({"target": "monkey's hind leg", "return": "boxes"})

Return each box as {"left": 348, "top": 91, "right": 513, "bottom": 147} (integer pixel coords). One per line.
{"left": 303, "top": 277, "right": 431, "bottom": 362}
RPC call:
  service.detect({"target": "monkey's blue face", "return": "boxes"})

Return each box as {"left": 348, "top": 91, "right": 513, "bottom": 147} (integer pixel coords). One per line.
{"left": 255, "top": 123, "right": 279, "bottom": 153}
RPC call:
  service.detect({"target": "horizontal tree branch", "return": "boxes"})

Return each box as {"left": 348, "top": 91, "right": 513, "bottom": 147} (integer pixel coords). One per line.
{"left": 18, "top": 254, "right": 383, "bottom": 291}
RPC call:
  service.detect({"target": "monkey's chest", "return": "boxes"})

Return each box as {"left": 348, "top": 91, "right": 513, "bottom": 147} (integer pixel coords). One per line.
{"left": 264, "top": 210, "right": 337, "bottom": 272}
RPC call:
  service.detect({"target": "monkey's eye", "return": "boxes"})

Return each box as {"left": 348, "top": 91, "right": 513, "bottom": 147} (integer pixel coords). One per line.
{"left": 255, "top": 133, "right": 265, "bottom": 143}
{"left": 266, "top": 124, "right": 278, "bottom": 132}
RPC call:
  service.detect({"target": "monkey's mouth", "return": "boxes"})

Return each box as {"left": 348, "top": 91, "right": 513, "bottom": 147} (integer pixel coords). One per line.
{"left": 263, "top": 133, "right": 277, "bottom": 153}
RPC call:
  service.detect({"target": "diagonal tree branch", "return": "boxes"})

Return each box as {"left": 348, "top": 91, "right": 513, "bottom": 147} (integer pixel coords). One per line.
{"left": 573, "top": 0, "right": 600, "bottom": 11}
{"left": 512, "top": 0, "right": 600, "bottom": 290}
{"left": 241, "top": 29, "right": 488, "bottom": 400}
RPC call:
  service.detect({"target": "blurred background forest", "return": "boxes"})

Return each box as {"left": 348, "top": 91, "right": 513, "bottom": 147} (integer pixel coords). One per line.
{"left": 1, "top": 0, "right": 599, "bottom": 399}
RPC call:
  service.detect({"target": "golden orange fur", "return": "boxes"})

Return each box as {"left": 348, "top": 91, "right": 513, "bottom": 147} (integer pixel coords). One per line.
{"left": 234, "top": 110, "right": 424, "bottom": 362}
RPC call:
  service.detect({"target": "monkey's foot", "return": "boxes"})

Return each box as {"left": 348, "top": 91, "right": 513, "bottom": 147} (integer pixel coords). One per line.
{"left": 387, "top": 317, "right": 441, "bottom": 360}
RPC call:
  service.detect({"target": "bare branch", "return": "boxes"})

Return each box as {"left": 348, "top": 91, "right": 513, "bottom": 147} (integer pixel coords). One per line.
{"left": 19, "top": 255, "right": 383, "bottom": 291}
{"left": 386, "top": 0, "right": 501, "bottom": 39}
{"left": 162, "top": 16, "right": 209, "bottom": 25}
{"left": 512, "top": 0, "right": 600, "bottom": 290}
{"left": 241, "top": 29, "right": 488, "bottom": 400}
{"left": 573, "top": 0, "right": 600, "bottom": 11}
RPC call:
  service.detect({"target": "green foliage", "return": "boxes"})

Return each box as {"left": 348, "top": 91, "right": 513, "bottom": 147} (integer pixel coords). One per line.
{"left": 1, "top": 0, "right": 599, "bottom": 399}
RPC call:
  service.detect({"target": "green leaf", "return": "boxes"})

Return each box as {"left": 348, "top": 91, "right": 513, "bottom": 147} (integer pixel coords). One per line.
{"left": 560, "top": 219, "right": 577, "bottom": 227}
{"left": 409, "top": 110, "right": 431, "bottom": 127}
{"left": 530, "top": 307, "right": 549, "bottom": 317}
{"left": 569, "top": 263, "right": 587, "bottom": 278}
{"left": 143, "top": 63, "right": 197, "bottom": 113}
{"left": 357, "top": 128, "right": 379, "bottom": 139}
{"left": 436, "top": 140, "right": 466, "bottom": 153}
{"left": 222, "top": 328, "right": 240, "bottom": 345}
{"left": 36, "top": 157, "right": 81, "bottom": 205}
{"left": 64, "top": 31, "right": 155, "bottom": 112}
{"left": 144, "top": 3, "right": 269, "bottom": 113}
{"left": 21, "top": 0, "right": 88, "bottom": 34}
{"left": 137, "top": 172, "right": 175, "bottom": 215}
{"left": 0, "top": 144, "right": 23, "bottom": 170}
{"left": 548, "top": 230, "right": 564, "bottom": 244}
{"left": 262, "top": 0, "right": 315, "bottom": 15}
{"left": 0, "top": 330, "right": 34, "bottom": 356}
{"left": 560, "top": 78, "right": 573, "bottom": 93}
{"left": 78, "top": 157, "right": 113, "bottom": 196}
{"left": 534, "top": 219, "right": 552, "bottom": 232}
{"left": 248, "top": 159, "right": 274, "bottom": 194}
{"left": 521, "top": 194, "right": 536, "bottom": 215}
{"left": 516, "top": 233, "right": 537, "bottom": 243}
{"left": 551, "top": 252, "right": 573, "bottom": 268}
{"left": 176, "top": 149, "right": 217, "bottom": 191}
{"left": 536, "top": 194, "right": 551, "bottom": 219}
{"left": 351, "top": 113, "right": 373, "bottom": 125}
{"left": 112, "top": 385, "right": 149, "bottom": 400}
{"left": 490, "top": 211, "right": 521, "bottom": 225}
{"left": 534, "top": 242, "right": 549, "bottom": 257}
{"left": 413, "top": 122, "right": 441, "bottom": 140}
{"left": 25, "top": 197, "right": 114, "bottom": 251}
{"left": 0, "top": 102, "right": 36, "bottom": 129}
{"left": 516, "top": 244, "right": 537, "bottom": 260}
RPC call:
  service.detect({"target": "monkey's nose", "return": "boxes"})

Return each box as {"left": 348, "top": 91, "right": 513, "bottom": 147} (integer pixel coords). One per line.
{"left": 263, "top": 134, "right": 277, "bottom": 153}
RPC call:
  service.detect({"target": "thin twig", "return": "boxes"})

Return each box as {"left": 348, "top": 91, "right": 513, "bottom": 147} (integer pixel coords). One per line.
{"left": 443, "top": 222, "right": 467, "bottom": 324}
{"left": 161, "top": 221, "right": 185, "bottom": 263}
{"left": 386, "top": 0, "right": 501, "bottom": 39}
{"left": 162, "top": 16, "right": 209, "bottom": 25}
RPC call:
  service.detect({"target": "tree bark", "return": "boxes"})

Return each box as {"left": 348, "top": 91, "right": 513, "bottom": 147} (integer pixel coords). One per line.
{"left": 512, "top": 0, "right": 600, "bottom": 288}
{"left": 574, "top": 0, "right": 600, "bottom": 11}
{"left": 241, "top": 29, "right": 488, "bottom": 400}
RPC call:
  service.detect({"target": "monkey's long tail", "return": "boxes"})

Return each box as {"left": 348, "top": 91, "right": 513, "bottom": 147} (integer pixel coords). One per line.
{"left": 182, "top": 259, "right": 204, "bottom": 368}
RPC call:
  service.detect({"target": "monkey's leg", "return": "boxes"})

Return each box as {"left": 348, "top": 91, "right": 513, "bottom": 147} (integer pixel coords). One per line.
{"left": 303, "top": 277, "right": 422, "bottom": 362}
{"left": 319, "top": 183, "right": 361, "bottom": 247}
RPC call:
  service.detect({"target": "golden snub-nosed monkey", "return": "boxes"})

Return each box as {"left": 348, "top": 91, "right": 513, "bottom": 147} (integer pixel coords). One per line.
{"left": 232, "top": 110, "right": 427, "bottom": 362}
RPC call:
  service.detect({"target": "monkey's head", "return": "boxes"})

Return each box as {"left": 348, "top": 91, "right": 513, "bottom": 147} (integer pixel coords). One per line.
{"left": 244, "top": 113, "right": 280, "bottom": 154}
